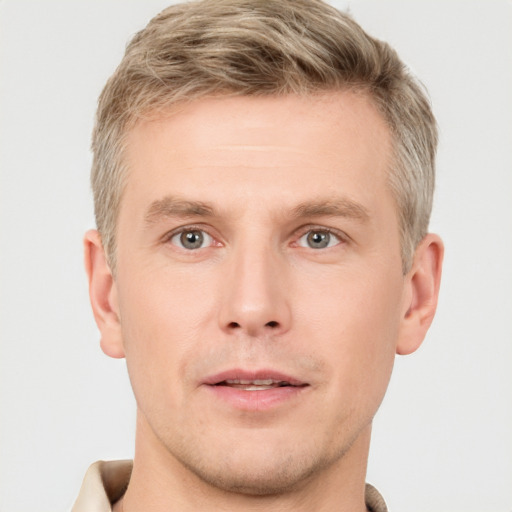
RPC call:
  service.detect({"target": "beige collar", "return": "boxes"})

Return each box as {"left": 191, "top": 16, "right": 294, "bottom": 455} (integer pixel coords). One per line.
{"left": 72, "top": 460, "right": 132, "bottom": 512}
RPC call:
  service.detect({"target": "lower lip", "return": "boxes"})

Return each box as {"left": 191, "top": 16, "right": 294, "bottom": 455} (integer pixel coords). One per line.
{"left": 204, "top": 384, "right": 308, "bottom": 411}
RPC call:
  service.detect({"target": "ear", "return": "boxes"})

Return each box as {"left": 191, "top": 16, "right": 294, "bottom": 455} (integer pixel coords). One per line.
{"left": 84, "top": 229, "right": 125, "bottom": 359}
{"left": 396, "top": 233, "right": 444, "bottom": 355}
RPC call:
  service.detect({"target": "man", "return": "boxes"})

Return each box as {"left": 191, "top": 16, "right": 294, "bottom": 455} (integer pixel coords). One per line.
{"left": 73, "top": 0, "right": 443, "bottom": 510}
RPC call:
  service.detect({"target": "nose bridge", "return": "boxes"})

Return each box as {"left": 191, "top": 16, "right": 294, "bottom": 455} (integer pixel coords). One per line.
{"left": 219, "top": 233, "right": 290, "bottom": 336}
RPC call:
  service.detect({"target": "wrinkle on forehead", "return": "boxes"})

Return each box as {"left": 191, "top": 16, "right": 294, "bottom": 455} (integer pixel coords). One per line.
{"left": 121, "top": 92, "right": 394, "bottom": 232}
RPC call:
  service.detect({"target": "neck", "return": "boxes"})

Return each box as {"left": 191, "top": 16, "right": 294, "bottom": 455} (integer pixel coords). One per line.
{"left": 116, "top": 411, "right": 372, "bottom": 512}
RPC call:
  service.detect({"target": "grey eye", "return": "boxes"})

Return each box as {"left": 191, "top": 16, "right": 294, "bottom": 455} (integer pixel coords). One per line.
{"left": 298, "top": 230, "right": 340, "bottom": 249}
{"left": 171, "top": 229, "right": 212, "bottom": 250}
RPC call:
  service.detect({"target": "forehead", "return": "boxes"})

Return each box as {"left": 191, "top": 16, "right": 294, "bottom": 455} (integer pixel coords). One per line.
{"left": 130, "top": 91, "right": 390, "bottom": 151}
{"left": 121, "top": 91, "right": 393, "bottom": 218}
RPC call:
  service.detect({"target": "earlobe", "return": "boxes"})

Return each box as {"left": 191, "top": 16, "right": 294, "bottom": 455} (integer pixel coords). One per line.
{"left": 396, "top": 233, "right": 444, "bottom": 356}
{"left": 84, "top": 229, "right": 125, "bottom": 359}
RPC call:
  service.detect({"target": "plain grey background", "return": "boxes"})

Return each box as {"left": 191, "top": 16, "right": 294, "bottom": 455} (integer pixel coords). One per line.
{"left": 1, "top": 1, "right": 511, "bottom": 511}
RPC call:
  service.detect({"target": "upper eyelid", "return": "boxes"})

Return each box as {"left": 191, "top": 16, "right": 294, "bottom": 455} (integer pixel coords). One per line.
{"left": 293, "top": 224, "right": 348, "bottom": 241}
{"left": 161, "top": 223, "right": 217, "bottom": 242}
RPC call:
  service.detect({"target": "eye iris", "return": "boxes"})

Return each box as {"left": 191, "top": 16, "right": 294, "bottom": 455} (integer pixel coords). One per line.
{"left": 307, "top": 231, "right": 330, "bottom": 249}
{"left": 180, "top": 230, "right": 204, "bottom": 249}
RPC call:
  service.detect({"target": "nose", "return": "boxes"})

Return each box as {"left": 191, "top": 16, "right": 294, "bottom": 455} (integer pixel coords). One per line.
{"left": 218, "top": 243, "right": 291, "bottom": 338}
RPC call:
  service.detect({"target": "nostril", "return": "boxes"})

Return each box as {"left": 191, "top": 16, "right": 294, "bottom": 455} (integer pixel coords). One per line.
{"left": 225, "top": 320, "right": 280, "bottom": 331}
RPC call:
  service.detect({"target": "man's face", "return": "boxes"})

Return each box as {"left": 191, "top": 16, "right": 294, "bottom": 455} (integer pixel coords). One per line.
{"left": 109, "top": 92, "right": 411, "bottom": 492}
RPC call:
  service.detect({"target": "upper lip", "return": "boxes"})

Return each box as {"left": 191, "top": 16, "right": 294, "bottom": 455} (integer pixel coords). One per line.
{"left": 202, "top": 369, "right": 308, "bottom": 387}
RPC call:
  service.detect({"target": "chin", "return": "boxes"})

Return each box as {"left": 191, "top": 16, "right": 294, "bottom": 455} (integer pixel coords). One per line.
{"left": 173, "top": 436, "right": 338, "bottom": 496}
{"left": 186, "top": 456, "right": 324, "bottom": 496}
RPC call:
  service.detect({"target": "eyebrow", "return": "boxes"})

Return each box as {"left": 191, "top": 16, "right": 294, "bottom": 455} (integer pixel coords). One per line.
{"left": 292, "top": 198, "right": 370, "bottom": 222}
{"left": 144, "top": 195, "right": 370, "bottom": 225}
{"left": 144, "top": 196, "right": 216, "bottom": 225}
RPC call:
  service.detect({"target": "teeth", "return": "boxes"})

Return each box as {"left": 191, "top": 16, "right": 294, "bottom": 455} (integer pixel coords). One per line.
{"left": 253, "top": 379, "right": 273, "bottom": 386}
{"left": 220, "top": 379, "right": 290, "bottom": 390}
{"left": 225, "top": 379, "right": 275, "bottom": 385}
{"left": 242, "top": 385, "right": 275, "bottom": 391}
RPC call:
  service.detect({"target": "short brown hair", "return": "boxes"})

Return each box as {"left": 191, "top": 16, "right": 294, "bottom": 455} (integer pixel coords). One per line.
{"left": 92, "top": 0, "right": 437, "bottom": 274}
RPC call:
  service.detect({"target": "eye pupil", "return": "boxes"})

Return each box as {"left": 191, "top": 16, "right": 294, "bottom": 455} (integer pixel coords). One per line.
{"left": 180, "top": 230, "right": 204, "bottom": 249}
{"left": 307, "top": 231, "right": 330, "bottom": 249}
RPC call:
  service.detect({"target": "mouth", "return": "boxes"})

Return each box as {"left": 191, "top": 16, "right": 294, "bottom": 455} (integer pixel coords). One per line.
{"left": 204, "top": 369, "right": 307, "bottom": 388}
{"left": 202, "top": 370, "right": 309, "bottom": 411}
{"left": 214, "top": 378, "right": 302, "bottom": 391}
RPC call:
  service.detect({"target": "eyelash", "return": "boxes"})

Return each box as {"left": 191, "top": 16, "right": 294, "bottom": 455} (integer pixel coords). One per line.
{"left": 294, "top": 226, "right": 346, "bottom": 249}
{"left": 162, "top": 224, "right": 218, "bottom": 250}
{"left": 162, "top": 224, "right": 347, "bottom": 251}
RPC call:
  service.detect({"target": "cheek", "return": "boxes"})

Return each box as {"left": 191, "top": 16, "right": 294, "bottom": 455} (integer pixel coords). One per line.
{"left": 118, "top": 258, "right": 217, "bottom": 341}
{"left": 295, "top": 267, "right": 403, "bottom": 403}
{"left": 115, "top": 265, "right": 219, "bottom": 409}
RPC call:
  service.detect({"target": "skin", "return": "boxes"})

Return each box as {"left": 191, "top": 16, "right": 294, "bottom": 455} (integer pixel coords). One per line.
{"left": 85, "top": 92, "right": 443, "bottom": 512}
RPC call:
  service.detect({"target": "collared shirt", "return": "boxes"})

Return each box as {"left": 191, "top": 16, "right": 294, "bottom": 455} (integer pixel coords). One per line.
{"left": 72, "top": 460, "right": 388, "bottom": 512}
